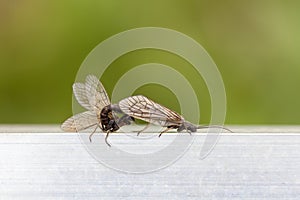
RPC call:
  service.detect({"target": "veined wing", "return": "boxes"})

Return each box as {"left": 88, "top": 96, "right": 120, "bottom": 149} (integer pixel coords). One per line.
{"left": 85, "top": 75, "right": 111, "bottom": 112}
{"left": 119, "top": 95, "right": 183, "bottom": 127}
{"left": 61, "top": 111, "right": 98, "bottom": 132}
{"left": 72, "top": 83, "right": 92, "bottom": 110}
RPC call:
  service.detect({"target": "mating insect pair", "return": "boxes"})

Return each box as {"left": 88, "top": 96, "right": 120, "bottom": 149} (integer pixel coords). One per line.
{"left": 61, "top": 75, "right": 232, "bottom": 146}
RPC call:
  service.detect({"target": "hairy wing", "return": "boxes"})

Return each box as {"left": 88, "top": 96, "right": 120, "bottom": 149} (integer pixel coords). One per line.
{"left": 61, "top": 111, "right": 98, "bottom": 132}
{"left": 85, "top": 75, "right": 110, "bottom": 112}
{"left": 119, "top": 95, "right": 183, "bottom": 127}
{"left": 72, "top": 83, "right": 92, "bottom": 110}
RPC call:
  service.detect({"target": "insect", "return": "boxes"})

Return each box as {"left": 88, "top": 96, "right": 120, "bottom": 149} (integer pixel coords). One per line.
{"left": 118, "top": 95, "right": 232, "bottom": 136}
{"left": 61, "top": 75, "right": 134, "bottom": 146}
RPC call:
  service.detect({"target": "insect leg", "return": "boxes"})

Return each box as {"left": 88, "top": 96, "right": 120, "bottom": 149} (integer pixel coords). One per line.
{"left": 136, "top": 123, "right": 150, "bottom": 136}
{"left": 158, "top": 127, "right": 172, "bottom": 137}
{"left": 177, "top": 125, "right": 185, "bottom": 132}
{"left": 180, "top": 126, "right": 192, "bottom": 135}
{"left": 187, "top": 130, "right": 192, "bottom": 135}
{"left": 105, "top": 131, "right": 111, "bottom": 147}
{"left": 89, "top": 125, "right": 99, "bottom": 142}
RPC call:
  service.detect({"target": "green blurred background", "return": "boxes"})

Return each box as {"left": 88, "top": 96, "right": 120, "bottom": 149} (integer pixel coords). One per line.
{"left": 0, "top": 0, "right": 299, "bottom": 124}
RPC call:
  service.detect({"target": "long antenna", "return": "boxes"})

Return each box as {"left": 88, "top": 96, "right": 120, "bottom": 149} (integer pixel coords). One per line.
{"left": 196, "top": 125, "right": 233, "bottom": 133}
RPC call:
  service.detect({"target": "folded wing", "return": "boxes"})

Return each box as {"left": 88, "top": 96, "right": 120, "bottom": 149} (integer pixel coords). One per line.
{"left": 119, "top": 95, "right": 183, "bottom": 127}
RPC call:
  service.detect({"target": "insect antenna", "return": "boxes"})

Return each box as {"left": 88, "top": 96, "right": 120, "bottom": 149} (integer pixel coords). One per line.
{"left": 196, "top": 125, "right": 233, "bottom": 133}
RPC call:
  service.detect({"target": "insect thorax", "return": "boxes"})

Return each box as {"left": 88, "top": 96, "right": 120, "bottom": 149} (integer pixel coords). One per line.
{"left": 100, "top": 105, "right": 119, "bottom": 132}
{"left": 182, "top": 121, "right": 197, "bottom": 132}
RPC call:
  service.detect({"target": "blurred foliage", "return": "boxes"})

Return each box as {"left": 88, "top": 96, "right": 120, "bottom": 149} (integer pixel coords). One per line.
{"left": 0, "top": 0, "right": 300, "bottom": 124}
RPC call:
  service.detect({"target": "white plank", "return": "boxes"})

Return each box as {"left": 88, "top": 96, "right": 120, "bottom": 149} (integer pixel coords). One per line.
{"left": 0, "top": 126, "right": 299, "bottom": 199}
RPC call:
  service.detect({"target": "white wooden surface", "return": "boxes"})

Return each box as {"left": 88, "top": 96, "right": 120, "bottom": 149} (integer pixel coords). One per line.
{"left": 0, "top": 125, "right": 300, "bottom": 199}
